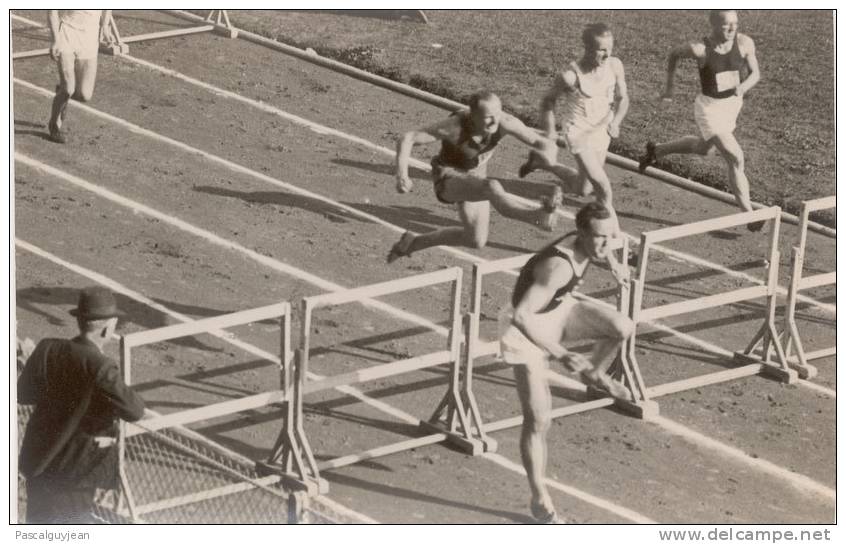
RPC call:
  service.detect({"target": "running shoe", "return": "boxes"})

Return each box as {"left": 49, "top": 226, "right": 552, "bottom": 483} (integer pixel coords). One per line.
{"left": 47, "top": 119, "right": 67, "bottom": 144}
{"left": 747, "top": 220, "right": 765, "bottom": 232}
{"left": 396, "top": 176, "right": 414, "bottom": 194}
{"left": 531, "top": 501, "right": 564, "bottom": 524}
{"left": 518, "top": 150, "right": 543, "bottom": 179}
{"left": 387, "top": 231, "right": 415, "bottom": 263}
{"left": 582, "top": 370, "right": 633, "bottom": 402}
{"left": 638, "top": 141, "right": 657, "bottom": 174}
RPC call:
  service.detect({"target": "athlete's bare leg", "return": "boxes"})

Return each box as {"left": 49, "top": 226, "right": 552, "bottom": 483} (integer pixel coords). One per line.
{"left": 514, "top": 363, "right": 556, "bottom": 520}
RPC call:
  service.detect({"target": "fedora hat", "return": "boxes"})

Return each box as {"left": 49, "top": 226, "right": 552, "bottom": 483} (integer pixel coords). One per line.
{"left": 69, "top": 286, "right": 125, "bottom": 320}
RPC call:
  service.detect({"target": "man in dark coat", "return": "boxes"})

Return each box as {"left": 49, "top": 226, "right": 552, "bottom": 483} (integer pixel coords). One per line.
{"left": 18, "top": 286, "right": 146, "bottom": 523}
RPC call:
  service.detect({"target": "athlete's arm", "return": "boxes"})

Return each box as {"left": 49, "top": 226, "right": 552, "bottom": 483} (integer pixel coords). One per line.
{"left": 662, "top": 42, "right": 702, "bottom": 99}
{"left": 395, "top": 116, "right": 458, "bottom": 192}
{"left": 608, "top": 58, "right": 629, "bottom": 138}
{"left": 48, "top": 10, "right": 60, "bottom": 60}
{"left": 500, "top": 114, "right": 557, "bottom": 166}
{"left": 539, "top": 70, "right": 576, "bottom": 137}
{"left": 512, "top": 258, "right": 574, "bottom": 360}
{"left": 736, "top": 34, "right": 760, "bottom": 97}
{"left": 100, "top": 10, "right": 115, "bottom": 45}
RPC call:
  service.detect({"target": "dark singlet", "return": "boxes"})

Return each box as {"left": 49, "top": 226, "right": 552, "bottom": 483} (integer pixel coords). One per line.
{"left": 699, "top": 36, "right": 744, "bottom": 99}
{"left": 434, "top": 110, "right": 504, "bottom": 171}
{"left": 511, "top": 232, "right": 586, "bottom": 312}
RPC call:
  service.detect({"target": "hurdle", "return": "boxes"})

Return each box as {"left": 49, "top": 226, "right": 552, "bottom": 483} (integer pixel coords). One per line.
{"left": 118, "top": 301, "right": 294, "bottom": 522}
{"left": 626, "top": 207, "right": 797, "bottom": 414}
{"left": 462, "top": 236, "right": 657, "bottom": 431}
{"left": 770, "top": 196, "right": 835, "bottom": 379}
{"left": 261, "top": 267, "right": 490, "bottom": 504}
{"left": 11, "top": 10, "right": 236, "bottom": 60}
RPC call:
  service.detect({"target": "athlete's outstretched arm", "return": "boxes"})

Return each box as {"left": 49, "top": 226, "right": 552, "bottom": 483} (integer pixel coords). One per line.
{"left": 608, "top": 58, "right": 629, "bottom": 138}
{"left": 538, "top": 70, "right": 576, "bottom": 137}
{"left": 501, "top": 114, "right": 557, "bottom": 166}
{"left": 47, "top": 10, "right": 60, "bottom": 60}
{"left": 394, "top": 116, "right": 457, "bottom": 193}
{"left": 662, "top": 42, "right": 700, "bottom": 99}
{"left": 736, "top": 34, "right": 760, "bottom": 96}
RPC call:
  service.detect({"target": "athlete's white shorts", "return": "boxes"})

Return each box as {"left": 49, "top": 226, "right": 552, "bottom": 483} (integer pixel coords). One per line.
{"left": 694, "top": 93, "right": 743, "bottom": 141}
{"left": 56, "top": 22, "right": 100, "bottom": 60}
{"left": 499, "top": 295, "right": 594, "bottom": 370}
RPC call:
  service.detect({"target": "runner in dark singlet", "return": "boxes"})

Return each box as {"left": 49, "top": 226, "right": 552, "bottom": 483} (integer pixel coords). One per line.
{"left": 638, "top": 10, "right": 763, "bottom": 231}
{"left": 388, "top": 90, "right": 564, "bottom": 263}
{"left": 499, "top": 202, "right": 633, "bottom": 523}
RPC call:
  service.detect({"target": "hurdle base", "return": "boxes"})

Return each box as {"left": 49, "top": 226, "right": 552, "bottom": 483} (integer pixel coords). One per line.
{"left": 254, "top": 460, "right": 329, "bottom": 496}
{"left": 586, "top": 386, "right": 660, "bottom": 420}
{"left": 748, "top": 349, "right": 820, "bottom": 380}
{"left": 733, "top": 352, "right": 799, "bottom": 384}
{"left": 213, "top": 25, "right": 238, "bottom": 39}
{"left": 418, "top": 420, "right": 496, "bottom": 455}
{"left": 100, "top": 42, "right": 129, "bottom": 56}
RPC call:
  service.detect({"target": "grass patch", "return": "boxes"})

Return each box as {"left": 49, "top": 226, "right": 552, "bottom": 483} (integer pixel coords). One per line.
{"left": 211, "top": 10, "right": 835, "bottom": 225}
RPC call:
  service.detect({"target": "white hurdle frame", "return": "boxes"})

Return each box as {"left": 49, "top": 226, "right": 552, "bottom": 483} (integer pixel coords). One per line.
{"left": 262, "top": 267, "right": 488, "bottom": 500}
{"left": 464, "top": 237, "right": 658, "bottom": 427}
{"left": 118, "top": 301, "right": 292, "bottom": 522}
{"left": 11, "top": 10, "right": 236, "bottom": 60}
{"left": 777, "top": 196, "right": 836, "bottom": 379}
{"left": 627, "top": 207, "right": 797, "bottom": 413}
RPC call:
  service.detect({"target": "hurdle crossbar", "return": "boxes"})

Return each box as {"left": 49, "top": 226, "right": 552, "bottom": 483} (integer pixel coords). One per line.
{"left": 118, "top": 301, "right": 293, "bottom": 521}
{"left": 11, "top": 10, "right": 236, "bottom": 61}
{"left": 263, "top": 267, "right": 488, "bottom": 496}
{"left": 627, "top": 207, "right": 798, "bottom": 412}
{"left": 776, "top": 196, "right": 836, "bottom": 378}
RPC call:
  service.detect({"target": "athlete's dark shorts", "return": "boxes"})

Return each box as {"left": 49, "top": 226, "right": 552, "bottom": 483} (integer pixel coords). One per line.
{"left": 430, "top": 158, "right": 487, "bottom": 205}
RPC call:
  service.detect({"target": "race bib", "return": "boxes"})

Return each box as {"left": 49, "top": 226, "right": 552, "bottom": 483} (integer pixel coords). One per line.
{"left": 715, "top": 70, "right": 741, "bottom": 92}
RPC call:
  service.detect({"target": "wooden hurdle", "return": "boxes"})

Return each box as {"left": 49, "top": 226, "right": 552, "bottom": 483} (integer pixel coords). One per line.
{"left": 118, "top": 301, "right": 293, "bottom": 522}
{"left": 764, "top": 196, "right": 835, "bottom": 379}
{"left": 11, "top": 10, "right": 236, "bottom": 60}
{"left": 626, "top": 207, "right": 798, "bottom": 418}
{"left": 462, "top": 237, "right": 658, "bottom": 430}
{"left": 261, "top": 267, "right": 489, "bottom": 500}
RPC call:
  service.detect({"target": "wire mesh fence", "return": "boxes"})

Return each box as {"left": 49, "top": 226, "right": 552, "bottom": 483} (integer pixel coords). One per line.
{"left": 16, "top": 404, "right": 347, "bottom": 524}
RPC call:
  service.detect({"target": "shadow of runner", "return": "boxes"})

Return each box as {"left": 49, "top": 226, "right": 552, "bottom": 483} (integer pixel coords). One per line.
{"left": 193, "top": 185, "right": 364, "bottom": 225}
{"left": 321, "top": 471, "right": 533, "bottom": 523}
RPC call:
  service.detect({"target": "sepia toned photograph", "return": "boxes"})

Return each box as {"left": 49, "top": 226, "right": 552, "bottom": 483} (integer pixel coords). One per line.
{"left": 9, "top": 6, "right": 836, "bottom": 533}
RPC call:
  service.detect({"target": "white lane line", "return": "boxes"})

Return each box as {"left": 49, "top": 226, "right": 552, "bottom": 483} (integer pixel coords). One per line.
{"left": 112, "top": 50, "right": 835, "bottom": 316}
{"left": 651, "top": 416, "right": 835, "bottom": 502}
{"left": 17, "top": 157, "right": 833, "bottom": 518}
{"left": 15, "top": 238, "right": 379, "bottom": 525}
{"left": 15, "top": 239, "right": 648, "bottom": 524}
{"left": 15, "top": 152, "right": 448, "bottom": 337}
{"left": 482, "top": 453, "right": 657, "bottom": 523}
{"left": 15, "top": 79, "right": 835, "bottom": 403}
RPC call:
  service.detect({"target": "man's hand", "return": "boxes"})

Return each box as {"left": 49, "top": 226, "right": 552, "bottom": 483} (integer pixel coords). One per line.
{"left": 100, "top": 25, "right": 115, "bottom": 46}
{"left": 606, "top": 122, "right": 621, "bottom": 139}
{"left": 608, "top": 257, "right": 630, "bottom": 287}
{"left": 49, "top": 41, "right": 60, "bottom": 61}
{"left": 557, "top": 351, "right": 592, "bottom": 374}
{"left": 395, "top": 173, "right": 413, "bottom": 194}
{"left": 733, "top": 85, "right": 746, "bottom": 98}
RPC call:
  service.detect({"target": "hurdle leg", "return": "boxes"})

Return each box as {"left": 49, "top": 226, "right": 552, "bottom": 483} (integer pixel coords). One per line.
{"left": 460, "top": 313, "right": 497, "bottom": 452}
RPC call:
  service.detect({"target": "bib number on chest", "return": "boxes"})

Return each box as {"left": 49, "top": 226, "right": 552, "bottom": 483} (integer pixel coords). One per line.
{"left": 715, "top": 70, "right": 740, "bottom": 92}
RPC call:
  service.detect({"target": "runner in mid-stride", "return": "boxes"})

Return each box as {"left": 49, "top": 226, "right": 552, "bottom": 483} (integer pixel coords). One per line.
{"left": 46, "top": 10, "right": 115, "bottom": 144}
{"left": 518, "top": 23, "right": 630, "bottom": 230}
{"left": 388, "top": 90, "right": 563, "bottom": 263}
{"left": 499, "top": 201, "right": 633, "bottom": 524}
{"left": 638, "top": 9, "right": 763, "bottom": 230}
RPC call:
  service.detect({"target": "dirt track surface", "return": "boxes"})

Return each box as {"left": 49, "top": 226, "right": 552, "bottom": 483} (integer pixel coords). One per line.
{"left": 12, "top": 11, "right": 835, "bottom": 524}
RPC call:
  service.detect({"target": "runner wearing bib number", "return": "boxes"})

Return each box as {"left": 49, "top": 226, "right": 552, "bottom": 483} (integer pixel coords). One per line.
{"left": 638, "top": 10, "right": 763, "bottom": 231}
